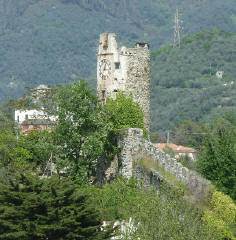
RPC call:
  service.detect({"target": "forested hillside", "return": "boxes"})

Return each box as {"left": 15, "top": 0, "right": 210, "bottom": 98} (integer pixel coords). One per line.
{"left": 0, "top": 0, "right": 236, "bottom": 105}
{"left": 151, "top": 30, "right": 236, "bottom": 131}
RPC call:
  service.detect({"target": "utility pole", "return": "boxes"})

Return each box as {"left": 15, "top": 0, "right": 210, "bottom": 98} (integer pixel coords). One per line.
{"left": 173, "top": 7, "right": 182, "bottom": 48}
{"left": 167, "top": 130, "right": 170, "bottom": 144}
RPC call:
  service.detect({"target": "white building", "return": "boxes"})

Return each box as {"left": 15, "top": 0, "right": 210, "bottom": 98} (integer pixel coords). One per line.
{"left": 15, "top": 109, "right": 54, "bottom": 124}
{"left": 15, "top": 85, "right": 56, "bottom": 133}
{"left": 15, "top": 109, "right": 56, "bottom": 133}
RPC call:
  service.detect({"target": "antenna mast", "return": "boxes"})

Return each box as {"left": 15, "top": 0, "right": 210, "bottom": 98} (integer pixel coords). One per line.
{"left": 173, "top": 7, "right": 182, "bottom": 48}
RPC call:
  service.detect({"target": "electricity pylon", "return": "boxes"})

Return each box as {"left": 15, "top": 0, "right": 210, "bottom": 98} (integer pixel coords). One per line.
{"left": 173, "top": 7, "right": 182, "bottom": 48}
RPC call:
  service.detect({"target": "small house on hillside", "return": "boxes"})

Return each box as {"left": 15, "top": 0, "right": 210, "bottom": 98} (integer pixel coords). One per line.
{"left": 155, "top": 143, "right": 197, "bottom": 161}
{"left": 15, "top": 109, "right": 56, "bottom": 134}
{"left": 14, "top": 85, "right": 56, "bottom": 134}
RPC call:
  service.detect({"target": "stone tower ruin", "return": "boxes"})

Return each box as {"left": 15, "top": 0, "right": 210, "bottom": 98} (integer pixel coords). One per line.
{"left": 97, "top": 33, "right": 151, "bottom": 130}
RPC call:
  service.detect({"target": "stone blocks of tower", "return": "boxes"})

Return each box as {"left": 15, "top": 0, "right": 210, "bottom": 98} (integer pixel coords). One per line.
{"left": 97, "top": 33, "right": 150, "bottom": 131}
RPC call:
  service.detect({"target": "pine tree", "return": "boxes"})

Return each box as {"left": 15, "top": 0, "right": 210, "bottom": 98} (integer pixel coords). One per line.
{"left": 197, "top": 119, "right": 236, "bottom": 200}
{"left": 0, "top": 174, "right": 112, "bottom": 240}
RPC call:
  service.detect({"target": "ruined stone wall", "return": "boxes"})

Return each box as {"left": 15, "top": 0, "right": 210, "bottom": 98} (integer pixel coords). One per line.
{"left": 118, "top": 128, "right": 211, "bottom": 200}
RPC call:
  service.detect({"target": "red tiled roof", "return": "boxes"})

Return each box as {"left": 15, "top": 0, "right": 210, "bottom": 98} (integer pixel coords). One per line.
{"left": 154, "top": 143, "right": 196, "bottom": 153}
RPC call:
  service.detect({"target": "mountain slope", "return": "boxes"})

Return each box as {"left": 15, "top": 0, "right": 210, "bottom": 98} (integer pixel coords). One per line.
{"left": 151, "top": 30, "right": 236, "bottom": 131}
{"left": 0, "top": 0, "right": 171, "bottom": 103}
{"left": 0, "top": 0, "right": 236, "bottom": 104}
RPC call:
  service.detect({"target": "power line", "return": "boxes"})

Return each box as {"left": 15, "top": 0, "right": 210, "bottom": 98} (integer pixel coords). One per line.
{"left": 168, "top": 130, "right": 208, "bottom": 135}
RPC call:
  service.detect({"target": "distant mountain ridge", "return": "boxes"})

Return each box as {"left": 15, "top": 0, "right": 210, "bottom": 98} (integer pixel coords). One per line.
{"left": 151, "top": 30, "right": 236, "bottom": 131}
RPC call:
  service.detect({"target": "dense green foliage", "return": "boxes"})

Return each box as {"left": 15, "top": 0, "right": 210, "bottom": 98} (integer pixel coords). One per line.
{"left": 0, "top": 101, "right": 15, "bottom": 130}
{"left": 0, "top": 129, "right": 18, "bottom": 166}
{"left": 197, "top": 118, "right": 236, "bottom": 200}
{"left": 0, "top": 174, "right": 112, "bottom": 240}
{"left": 202, "top": 190, "right": 236, "bottom": 240}
{"left": 0, "top": 129, "right": 33, "bottom": 173}
{"left": 10, "top": 81, "right": 147, "bottom": 183}
{"left": 2, "top": 81, "right": 148, "bottom": 183}
{"left": 151, "top": 30, "right": 236, "bottom": 132}
{"left": 1, "top": 172, "right": 235, "bottom": 239}
{"left": 15, "top": 130, "right": 58, "bottom": 175}
{"left": 0, "top": 0, "right": 236, "bottom": 105}
{"left": 53, "top": 80, "right": 114, "bottom": 183}
{"left": 104, "top": 92, "right": 147, "bottom": 137}
{"left": 85, "top": 177, "right": 234, "bottom": 240}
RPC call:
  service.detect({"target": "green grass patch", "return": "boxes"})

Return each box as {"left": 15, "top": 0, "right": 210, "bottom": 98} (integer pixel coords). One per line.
{"left": 138, "top": 155, "right": 188, "bottom": 195}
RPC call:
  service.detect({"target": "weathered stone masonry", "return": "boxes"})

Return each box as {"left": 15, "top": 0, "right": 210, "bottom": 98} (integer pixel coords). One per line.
{"left": 118, "top": 128, "right": 211, "bottom": 199}
{"left": 97, "top": 33, "right": 150, "bottom": 130}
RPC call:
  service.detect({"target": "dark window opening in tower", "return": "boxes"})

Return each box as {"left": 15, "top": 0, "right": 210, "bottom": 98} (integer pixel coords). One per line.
{"left": 103, "top": 43, "right": 108, "bottom": 50}
{"left": 113, "top": 89, "right": 118, "bottom": 92}
{"left": 103, "top": 34, "right": 108, "bottom": 49}
{"left": 25, "top": 114, "right": 28, "bottom": 120}
{"left": 115, "top": 62, "right": 120, "bottom": 69}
